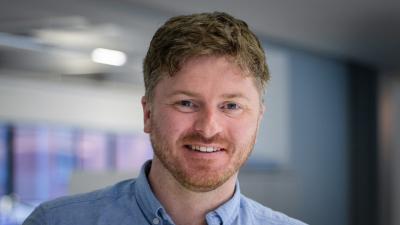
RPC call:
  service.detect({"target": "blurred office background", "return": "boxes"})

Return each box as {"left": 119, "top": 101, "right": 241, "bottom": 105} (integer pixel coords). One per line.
{"left": 0, "top": 0, "right": 399, "bottom": 225}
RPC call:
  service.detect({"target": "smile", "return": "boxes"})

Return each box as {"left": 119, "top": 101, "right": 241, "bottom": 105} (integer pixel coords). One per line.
{"left": 186, "top": 145, "right": 222, "bottom": 153}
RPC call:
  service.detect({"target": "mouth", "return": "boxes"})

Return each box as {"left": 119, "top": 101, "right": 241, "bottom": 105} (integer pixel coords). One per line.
{"left": 184, "top": 144, "right": 224, "bottom": 153}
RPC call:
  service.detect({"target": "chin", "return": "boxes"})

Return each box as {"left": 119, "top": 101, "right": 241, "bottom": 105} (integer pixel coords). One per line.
{"left": 175, "top": 166, "right": 237, "bottom": 192}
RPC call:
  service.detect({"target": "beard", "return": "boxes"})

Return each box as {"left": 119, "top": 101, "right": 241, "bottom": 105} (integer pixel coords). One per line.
{"left": 149, "top": 120, "right": 257, "bottom": 192}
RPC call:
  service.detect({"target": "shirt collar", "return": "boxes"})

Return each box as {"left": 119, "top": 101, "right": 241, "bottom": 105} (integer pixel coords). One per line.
{"left": 134, "top": 160, "right": 241, "bottom": 225}
{"left": 208, "top": 181, "right": 241, "bottom": 224}
{"left": 134, "top": 160, "right": 164, "bottom": 223}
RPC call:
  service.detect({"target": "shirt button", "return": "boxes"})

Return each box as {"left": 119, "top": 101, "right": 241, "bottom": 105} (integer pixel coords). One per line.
{"left": 152, "top": 218, "right": 160, "bottom": 224}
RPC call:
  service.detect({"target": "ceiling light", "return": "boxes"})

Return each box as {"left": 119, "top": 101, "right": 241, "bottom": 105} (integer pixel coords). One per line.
{"left": 91, "top": 48, "right": 126, "bottom": 66}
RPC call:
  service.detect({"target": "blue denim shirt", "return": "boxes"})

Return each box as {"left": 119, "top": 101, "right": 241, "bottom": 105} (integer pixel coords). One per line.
{"left": 23, "top": 161, "right": 307, "bottom": 225}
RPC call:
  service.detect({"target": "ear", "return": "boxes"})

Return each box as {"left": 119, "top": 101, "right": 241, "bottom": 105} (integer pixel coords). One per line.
{"left": 259, "top": 103, "right": 265, "bottom": 121}
{"left": 141, "top": 96, "right": 152, "bottom": 133}
{"left": 254, "top": 104, "right": 265, "bottom": 135}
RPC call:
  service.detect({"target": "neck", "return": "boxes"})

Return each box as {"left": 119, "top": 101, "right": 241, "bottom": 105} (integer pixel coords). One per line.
{"left": 148, "top": 158, "right": 237, "bottom": 225}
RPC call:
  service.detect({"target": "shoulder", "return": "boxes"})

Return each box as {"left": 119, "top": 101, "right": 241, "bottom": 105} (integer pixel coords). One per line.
{"left": 23, "top": 179, "right": 138, "bottom": 225}
{"left": 240, "top": 195, "right": 308, "bottom": 225}
{"left": 43, "top": 178, "right": 135, "bottom": 210}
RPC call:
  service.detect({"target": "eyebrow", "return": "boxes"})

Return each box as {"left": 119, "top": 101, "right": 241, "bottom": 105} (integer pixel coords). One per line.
{"left": 221, "top": 93, "right": 250, "bottom": 101}
{"left": 167, "top": 90, "right": 250, "bottom": 101}
{"left": 167, "top": 90, "right": 200, "bottom": 98}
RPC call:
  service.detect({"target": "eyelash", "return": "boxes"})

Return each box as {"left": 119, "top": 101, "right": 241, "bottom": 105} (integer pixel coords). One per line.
{"left": 174, "top": 100, "right": 198, "bottom": 112}
{"left": 179, "top": 100, "right": 195, "bottom": 107}
{"left": 221, "top": 102, "right": 240, "bottom": 110}
{"left": 173, "top": 100, "right": 242, "bottom": 113}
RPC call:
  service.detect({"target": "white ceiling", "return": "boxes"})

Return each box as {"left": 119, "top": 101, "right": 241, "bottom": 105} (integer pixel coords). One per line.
{"left": 0, "top": 0, "right": 399, "bottom": 78}
{"left": 137, "top": 0, "right": 400, "bottom": 71}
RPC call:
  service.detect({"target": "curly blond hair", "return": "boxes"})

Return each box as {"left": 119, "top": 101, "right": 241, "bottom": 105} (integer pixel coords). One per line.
{"left": 143, "top": 12, "right": 269, "bottom": 101}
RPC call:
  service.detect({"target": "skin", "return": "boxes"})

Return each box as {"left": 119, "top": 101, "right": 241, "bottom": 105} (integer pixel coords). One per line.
{"left": 141, "top": 55, "right": 264, "bottom": 225}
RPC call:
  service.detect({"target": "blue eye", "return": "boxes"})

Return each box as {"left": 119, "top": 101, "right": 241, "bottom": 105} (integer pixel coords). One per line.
{"left": 226, "top": 103, "right": 239, "bottom": 110}
{"left": 220, "top": 102, "right": 243, "bottom": 116}
{"left": 174, "top": 100, "right": 198, "bottom": 112}
{"left": 220, "top": 102, "right": 242, "bottom": 115}
{"left": 179, "top": 100, "right": 194, "bottom": 107}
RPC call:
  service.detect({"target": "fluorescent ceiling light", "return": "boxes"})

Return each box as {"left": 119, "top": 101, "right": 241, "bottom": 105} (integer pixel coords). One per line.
{"left": 91, "top": 48, "right": 126, "bottom": 66}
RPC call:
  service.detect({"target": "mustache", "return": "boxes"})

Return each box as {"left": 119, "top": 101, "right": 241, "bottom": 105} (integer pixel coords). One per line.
{"left": 181, "top": 132, "right": 228, "bottom": 145}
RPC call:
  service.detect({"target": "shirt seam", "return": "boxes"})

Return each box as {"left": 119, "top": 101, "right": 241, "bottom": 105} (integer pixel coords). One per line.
{"left": 44, "top": 181, "right": 136, "bottom": 211}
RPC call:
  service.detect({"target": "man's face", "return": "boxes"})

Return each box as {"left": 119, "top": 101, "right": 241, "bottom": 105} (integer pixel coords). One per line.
{"left": 142, "top": 56, "right": 264, "bottom": 192}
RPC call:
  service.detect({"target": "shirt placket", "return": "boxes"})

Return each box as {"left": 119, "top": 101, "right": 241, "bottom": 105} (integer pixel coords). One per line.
{"left": 206, "top": 211, "right": 223, "bottom": 225}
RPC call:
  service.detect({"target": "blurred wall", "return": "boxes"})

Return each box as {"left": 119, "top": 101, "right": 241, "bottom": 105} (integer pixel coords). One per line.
{"left": 379, "top": 73, "right": 400, "bottom": 225}
{"left": 0, "top": 75, "right": 144, "bottom": 132}
{"left": 240, "top": 43, "right": 349, "bottom": 225}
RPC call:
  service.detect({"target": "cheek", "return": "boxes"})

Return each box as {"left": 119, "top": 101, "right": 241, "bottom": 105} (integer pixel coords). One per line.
{"left": 155, "top": 109, "right": 193, "bottom": 137}
{"left": 227, "top": 116, "right": 259, "bottom": 140}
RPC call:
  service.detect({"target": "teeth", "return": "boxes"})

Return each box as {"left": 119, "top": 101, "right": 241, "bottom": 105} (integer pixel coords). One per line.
{"left": 189, "top": 145, "right": 221, "bottom": 153}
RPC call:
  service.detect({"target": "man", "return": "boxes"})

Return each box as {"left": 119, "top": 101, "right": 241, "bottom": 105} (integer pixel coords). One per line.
{"left": 23, "top": 12, "right": 307, "bottom": 225}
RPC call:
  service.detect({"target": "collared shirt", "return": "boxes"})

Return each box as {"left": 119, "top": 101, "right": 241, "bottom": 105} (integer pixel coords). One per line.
{"left": 23, "top": 161, "right": 307, "bottom": 225}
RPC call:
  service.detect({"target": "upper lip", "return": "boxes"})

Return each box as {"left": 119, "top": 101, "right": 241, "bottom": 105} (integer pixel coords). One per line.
{"left": 185, "top": 143, "right": 224, "bottom": 148}
{"left": 185, "top": 144, "right": 225, "bottom": 152}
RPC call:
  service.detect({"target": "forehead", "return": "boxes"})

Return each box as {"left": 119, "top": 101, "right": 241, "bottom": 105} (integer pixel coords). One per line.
{"left": 178, "top": 56, "right": 245, "bottom": 79}
{"left": 154, "top": 56, "right": 261, "bottom": 100}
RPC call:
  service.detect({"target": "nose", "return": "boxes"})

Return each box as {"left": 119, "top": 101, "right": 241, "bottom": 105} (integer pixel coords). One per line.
{"left": 193, "top": 108, "right": 222, "bottom": 138}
